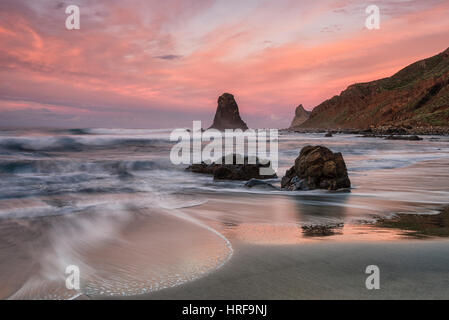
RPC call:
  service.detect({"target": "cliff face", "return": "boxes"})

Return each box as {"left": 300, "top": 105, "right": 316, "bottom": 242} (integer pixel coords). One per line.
{"left": 300, "top": 47, "right": 449, "bottom": 129}
{"left": 209, "top": 93, "right": 249, "bottom": 130}
{"left": 289, "top": 104, "right": 311, "bottom": 128}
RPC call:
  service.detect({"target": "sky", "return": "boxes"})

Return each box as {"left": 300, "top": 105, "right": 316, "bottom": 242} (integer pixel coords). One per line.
{"left": 0, "top": 0, "right": 448, "bottom": 129}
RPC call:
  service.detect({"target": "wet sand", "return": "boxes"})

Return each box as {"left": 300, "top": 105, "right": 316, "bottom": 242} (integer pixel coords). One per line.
{"left": 1, "top": 206, "right": 233, "bottom": 299}
{"left": 142, "top": 239, "right": 449, "bottom": 300}
{"left": 130, "top": 199, "right": 449, "bottom": 300}
{"left": 4, "top": 196, "right": 449, "bottom": 300}
{"left": 122, "top": 201, "right": 449, "bottom": 300}
{"left": 4, "top": 189, "right": 449, "bottom": 300}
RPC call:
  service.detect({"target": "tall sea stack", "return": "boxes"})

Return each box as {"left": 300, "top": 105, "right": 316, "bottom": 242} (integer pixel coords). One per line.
{"left": 289, "top": 104, "right": 311, "bottom": 128}
{"left": 209, "top": 93, "right": 249, "bottom": 130}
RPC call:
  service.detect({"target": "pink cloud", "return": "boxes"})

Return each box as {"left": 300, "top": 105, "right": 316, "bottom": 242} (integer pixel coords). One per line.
{"left": 0, "top": 0, "right": 448, "bottom": 128}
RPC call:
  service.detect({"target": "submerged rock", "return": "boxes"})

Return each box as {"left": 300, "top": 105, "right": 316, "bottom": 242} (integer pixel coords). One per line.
{"left": 384, "top": 135, "right": 423, "bottom": 141}
{"left": 325, "top": 132, "right": 333, "bottom": 137}
{"left": 186, "top": 154, "right": 276, "bottom": 181}
{"left": 281, "top": 145, "right": 351, "bottom": 191}
{"left": 244, "top": 178, "right": 277, "bottom": 190}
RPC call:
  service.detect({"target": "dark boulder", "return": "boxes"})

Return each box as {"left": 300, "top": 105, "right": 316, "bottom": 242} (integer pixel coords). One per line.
{"left": 186, "top": 154, "right": 276, "bottom": 181}
{"left": 281, "top": 145, "right": 351, "bottom": 191}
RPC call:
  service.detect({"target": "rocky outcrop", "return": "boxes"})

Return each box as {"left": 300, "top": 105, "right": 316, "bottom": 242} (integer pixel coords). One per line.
{"left": 370, "top": 125, "right": 449, "bottom": 135}
{"left": 281, "top": 145, "right": 350, "bottom": 191}
{"left": 384, "top": 135, "right": 423, "bottom": 141}
{"left": 299, "top": 47, "right": 449, "bottom": 130}
{"left": 359, "top": 134, "right": 423, "bottom": 141}
{"left": 289, "top": 104, "right": 311, "bottom": 128}
{"left": 186, "top": 154, "right": 276, "bottom": 181}
{"left": 209, "top": 93, "right": 249, "bottom": 130}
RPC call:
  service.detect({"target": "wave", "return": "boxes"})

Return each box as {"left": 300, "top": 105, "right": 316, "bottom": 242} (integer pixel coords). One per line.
{"left": 43, "top": 128, "right": 173, "bottom": 136}
{"left": 0, "top": 137, "right": 84, "bottom": 152}
{"left": 4, "top": 192, "right": 232, "bottom": 299}
{"left": 86, "top": 128, "right": 172, "bottom": 135}
{"left": 0, "top": 158, "right": 182, "bottom": 201}
{"left": 0, "top": 159, "right": 170, "bottom": 175}
{"left": 51, "top": 128, "right": 92, "bottom": 135}
{"left": 0, "top": 135, "right": 170, "bottom": 153}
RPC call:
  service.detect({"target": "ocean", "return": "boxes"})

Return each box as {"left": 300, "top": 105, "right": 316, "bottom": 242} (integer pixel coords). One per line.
{"left": 0, "top": 128, "right": 448, "bottom": 299}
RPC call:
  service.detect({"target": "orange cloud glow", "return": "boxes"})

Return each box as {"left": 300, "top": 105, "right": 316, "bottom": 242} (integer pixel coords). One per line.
{"left": 0, "top": 0, "right": 448, "bottom": 128}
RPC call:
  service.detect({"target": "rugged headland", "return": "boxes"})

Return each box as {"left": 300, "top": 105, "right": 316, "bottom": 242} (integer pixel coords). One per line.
{"left": 290, "top": 47, "right": 449, "bottom": 134}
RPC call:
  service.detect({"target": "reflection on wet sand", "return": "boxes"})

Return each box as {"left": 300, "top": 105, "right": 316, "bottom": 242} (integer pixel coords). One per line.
{"left": 301, "top": 223, "right": 344, "bottom": 237}
{"left": 376, "top": 206, "right": 449, "bottom": 238}
{"left": 219, "top": 223, "right": 412, "bottom": 245}
{"left": 289, "top": 192, "right": 349, "bottom": 223}
{"left": 182, "top": 191, "right": 438, "bottom": 246}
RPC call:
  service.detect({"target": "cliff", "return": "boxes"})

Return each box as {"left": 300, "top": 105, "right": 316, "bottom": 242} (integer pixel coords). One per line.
{"left": 299, "top": 47, "right": 449, "bottom": 129}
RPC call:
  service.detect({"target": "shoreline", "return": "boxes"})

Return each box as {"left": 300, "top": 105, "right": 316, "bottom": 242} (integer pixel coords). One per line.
{"left": 281, "top": 126, "right": 449, "bottom": 136}
{"left": 110, "top": 204, "right": 449, "bottom": 300}
{"left": 135, "top": 238, "right": 449, "bottom": 300}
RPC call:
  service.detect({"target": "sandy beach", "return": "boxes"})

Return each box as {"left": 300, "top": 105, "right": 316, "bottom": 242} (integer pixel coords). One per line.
{"left": 1, "top": 129, "right": 448, "bottom": 300}
{"left": 143, "top": 239, "right": 449, "bottom": 300}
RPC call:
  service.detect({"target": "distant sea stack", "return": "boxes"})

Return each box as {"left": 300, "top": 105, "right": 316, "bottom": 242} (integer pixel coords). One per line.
{"left": 299, "top": 47, "right": 449, "bottom": 130}
{"left": 209, "top": 93, "right": 249, "bottom": 130}
{"left": 289, "top": 104, "right": 311, "bottom": 129}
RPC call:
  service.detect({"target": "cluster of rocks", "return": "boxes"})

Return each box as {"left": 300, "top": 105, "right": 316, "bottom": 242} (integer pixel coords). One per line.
{"left": 359, "top": 134, "right": 423, "bottom": 141}
{"left": 282, "top": 128, "right": 373, "bottom": 134}
{"left": 186, "top": 154, "right": 276, "bottom": 181}
{"left": 284, "top": 127, "right": 428, "bottom": 140}
{"left": 186, "top": 147, "right": 351, "bottom": 192}
{"left": 371, "top": 125, "right": 449, "bottom": 136}
{"left": 283, "top": 125, "right": 449, "bottom": 136}
{"left": 187, "top": 93, "right": 353, "bottom": 192}
{"left": 281, "top": 145, "right": 351, "bottom": 191}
